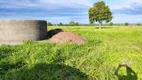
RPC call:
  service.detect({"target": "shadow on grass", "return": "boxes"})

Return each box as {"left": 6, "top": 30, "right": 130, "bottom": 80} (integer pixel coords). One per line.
{"left": 0, "top": 45, "right": 25, "bottom": 76}
{"left": 0, "top": 45, "right": 14, "bottom": 60}
{"left": 1, "top": 63, "right": 88, "bottom": 80}
{"left": 115, "top": 65, "right": 138, "bottom": 80}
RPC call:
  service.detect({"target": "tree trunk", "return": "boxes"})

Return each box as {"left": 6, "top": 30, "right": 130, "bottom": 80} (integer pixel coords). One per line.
{"left": 99, "top": 21, "right": 102, "bottom": 29}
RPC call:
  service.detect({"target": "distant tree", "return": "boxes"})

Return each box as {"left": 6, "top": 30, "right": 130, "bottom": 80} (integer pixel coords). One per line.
{"left": 47, "top": 22, "right": 53, "bottom": 26}
{"left": 136, "top": 23, "right": 141, "bottom": 26}
{"left": 75, "top": 22, "right": 79, "bottom": 26}
{"left": 124, "top": 22, "right": 129, "bottom": 26}
{"left": 58, "top": 22, "right": 63, "bottom": 26}
{"left": 88, "top": 1, "right": 113, "bottom": 26}
{"left": 69, "top": 21, "right": 75, "bottom": 26}
{"left": 109, "top": 22, "right": 113, "bottom": 26}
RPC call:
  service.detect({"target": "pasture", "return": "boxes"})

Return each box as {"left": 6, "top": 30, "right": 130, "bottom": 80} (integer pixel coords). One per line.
{"left": 0, "top": 26, "right": 142, "bottom": 80}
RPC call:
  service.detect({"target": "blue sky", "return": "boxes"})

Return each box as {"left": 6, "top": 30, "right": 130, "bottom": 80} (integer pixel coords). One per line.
{"left": 0, "top": 0, "right": 142, "bottom": 24}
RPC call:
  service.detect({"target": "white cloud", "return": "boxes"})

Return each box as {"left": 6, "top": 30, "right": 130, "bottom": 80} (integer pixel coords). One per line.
{"left": 0, "top": 0, "right": 91, "bottom": 9}
{"left": 110, "top": 0, "right": 142, "bottom": 15}
{"left": 39, "top": 0, "right": 91, "bottom": 8}
{"left": 111, "top": 0, "right": 142, "bottom": 10}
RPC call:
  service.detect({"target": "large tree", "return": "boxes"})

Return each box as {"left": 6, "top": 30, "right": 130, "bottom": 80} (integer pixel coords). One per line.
{"left": 88, "top": 1, "right": 113, "bottom": 26}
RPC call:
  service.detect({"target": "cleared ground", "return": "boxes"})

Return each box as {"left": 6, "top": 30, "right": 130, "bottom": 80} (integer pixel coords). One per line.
{"left": 0, "top": 26, "right": 142, "bottom": 80}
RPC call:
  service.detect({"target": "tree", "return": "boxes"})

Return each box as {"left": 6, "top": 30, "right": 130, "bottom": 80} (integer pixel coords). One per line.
{"left": 47, "top": 22, "right": 53, "bottom": 26}
{"left": 124, "top": 22, "right": 129, "bottom": 26}
{"left": 75, "top": 22, "right": 79, "bottom": 26}
{"left": 109, "top": 22, "right": 113, "bottom": 26}
{"left": 69, "top": 21, "right": 75, "bottom": 26}
{"left": 58, "top": 22, "right": 63, "bottom": 26}
{"left": 136, "top": 23, "right": 141, "bottom": 26}
{"left": 88, "top": 1, "right": 113, "bottom": 26}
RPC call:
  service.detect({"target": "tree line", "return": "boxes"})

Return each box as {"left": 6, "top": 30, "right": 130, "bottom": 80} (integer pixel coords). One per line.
{"left": 47, "top": 21, "right": 142, "bottom": 26}
{"left": 47, "top": 21, "right": 79, "bottom": 26}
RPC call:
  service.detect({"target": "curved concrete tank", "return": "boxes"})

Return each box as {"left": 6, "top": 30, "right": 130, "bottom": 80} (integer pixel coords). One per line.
{"left": 0, "top": 20, "right": 47, "bottom": 45}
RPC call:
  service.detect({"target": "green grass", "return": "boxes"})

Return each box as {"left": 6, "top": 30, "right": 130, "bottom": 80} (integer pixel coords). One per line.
{"left": 0, "top": 26, "right": 142, "bottom": 80}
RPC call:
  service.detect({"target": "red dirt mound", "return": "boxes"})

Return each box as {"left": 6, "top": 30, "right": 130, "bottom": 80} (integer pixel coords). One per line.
{"left": 47, "top": 32, "right": 85, "bottom": 45}
{"left": 47, "top": 29, "right": 64, "bottom": 38}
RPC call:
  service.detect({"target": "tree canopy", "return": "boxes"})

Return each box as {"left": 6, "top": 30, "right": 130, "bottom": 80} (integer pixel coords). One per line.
{"left": 88, "top": 1, "right": 113, "bottom": 26}
{"left": 69, "top": 21, "right": 75, "bottom": 26}
{"left": 58, "top": 22, "right": 63, "bottom": 26}
{"left": 68, "top": 21, "right": 80, "bottom": 26}
{"left": 47, "top": 22, "right": 53, "bottom": 26}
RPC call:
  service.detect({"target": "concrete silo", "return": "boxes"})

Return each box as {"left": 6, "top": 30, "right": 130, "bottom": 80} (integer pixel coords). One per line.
{"left": 0, "top": 20, "right": 47, "bottom": 45}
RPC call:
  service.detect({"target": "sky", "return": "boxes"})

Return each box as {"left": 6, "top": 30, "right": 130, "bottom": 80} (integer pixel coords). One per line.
{"left": 0, "top": 0, "right": 142, "bottom": 24}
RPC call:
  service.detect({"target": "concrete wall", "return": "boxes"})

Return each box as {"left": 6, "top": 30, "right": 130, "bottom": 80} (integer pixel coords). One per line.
{"left": 0, "top": 20, "right": 47, "bottom": 45}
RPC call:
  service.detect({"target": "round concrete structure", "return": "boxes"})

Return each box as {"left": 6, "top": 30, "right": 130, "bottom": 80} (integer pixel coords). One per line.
{"left": 0, "top": 20, "right": 47, "bottom": 45}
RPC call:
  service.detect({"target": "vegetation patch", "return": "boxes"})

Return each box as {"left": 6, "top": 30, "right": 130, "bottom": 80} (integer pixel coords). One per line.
{"left": 0, "top": 26, "right": 142, "bottom": 80}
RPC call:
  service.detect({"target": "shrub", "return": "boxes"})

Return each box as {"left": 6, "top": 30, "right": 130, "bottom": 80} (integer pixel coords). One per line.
{"left": 58, "top": 22, "right": 63, "bottom": 26}
{"left": 69, "top": 21, "right": 75, "bottom": 26}
{"left": 124, "top": 22, "right": 129, "bottom": 26}
{"left": 75, "top": 22, "right": 79, "bottom": 26}
{"left": 47, "top": 22, "right": 53, "bottom": 26}
{"left": 109, "top": 22, "right": 113, "bottom": 26}
{"left": 136, "top": 23, "right": 141, "bottom": 26}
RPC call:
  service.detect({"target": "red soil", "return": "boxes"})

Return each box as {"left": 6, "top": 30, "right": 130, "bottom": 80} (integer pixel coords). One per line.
{"left": 47, "top": 32, "right": 85, "bottom": 45}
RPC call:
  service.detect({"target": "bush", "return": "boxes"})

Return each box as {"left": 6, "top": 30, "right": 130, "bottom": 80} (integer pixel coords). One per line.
{"left": 109, "top": 22, "right": 113, "bottom": 26}
{"left": 75, "top": 22, "right": 79, "bottom": 26}
{"left": 136, "top": 23, "right": 141, "bottom": 26}
{"left": 68, "top": 21, "right": 80, "bottom": 26}
{"left": 47, "top": 22, "right": 53, "bottom": 26}
{"left": 58, "top": 22, "right": 63, "bottom": 26}
{"left": 124, "top": 22, "right": 129, "bottom": 26}
{"left": 69, "top": 21, "right": 75, "bottom": 26}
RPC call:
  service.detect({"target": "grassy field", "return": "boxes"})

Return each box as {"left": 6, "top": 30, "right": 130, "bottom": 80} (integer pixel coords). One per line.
{"left": 0, "top": 26, "right": 142, "bottom": 80}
